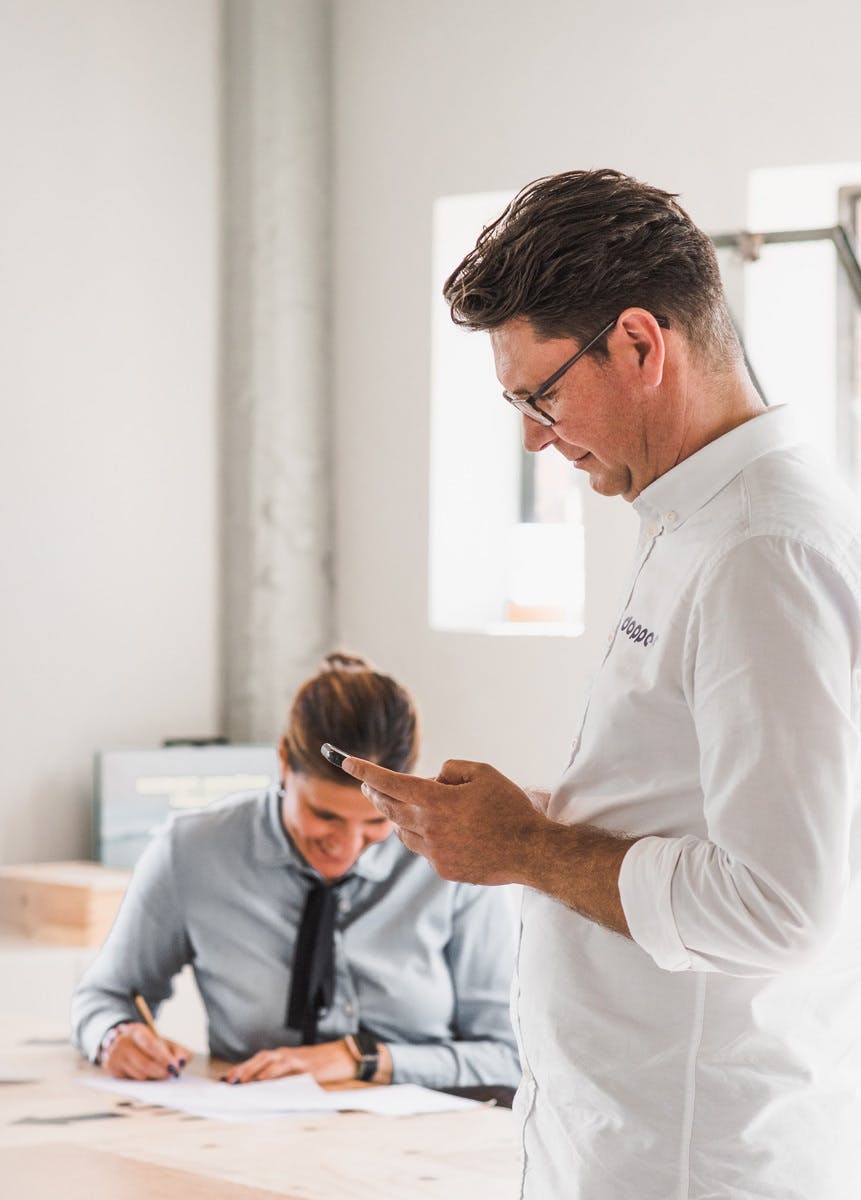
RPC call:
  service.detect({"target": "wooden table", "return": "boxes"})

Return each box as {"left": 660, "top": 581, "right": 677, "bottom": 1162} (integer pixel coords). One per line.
{"left": 0, "top": 1015, "right": 519, "bottom": 1199}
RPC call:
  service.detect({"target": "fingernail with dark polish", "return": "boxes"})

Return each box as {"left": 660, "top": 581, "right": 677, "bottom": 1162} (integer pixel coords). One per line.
{"left": 178, "top": 1058, "right": 187, "bottom": 1068}
{"left": 219, "top": 1075, "right": 227, "bottom": 1082}
{"left": 167, "top": 1064, "right": 178, "bottom": 1077}
{"left": 232, "top": 1079, "right": 241, "bottom": 1085}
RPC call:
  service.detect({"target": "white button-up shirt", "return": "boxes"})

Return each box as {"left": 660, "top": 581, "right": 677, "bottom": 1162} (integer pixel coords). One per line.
{"left": 512, "top": 407, "right": 861, "bottom": 1199}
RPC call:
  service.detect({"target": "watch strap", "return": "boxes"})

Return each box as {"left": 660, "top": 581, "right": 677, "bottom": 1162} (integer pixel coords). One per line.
{"left": 344, "top": 1031, "right": 380, "bottom": 1082}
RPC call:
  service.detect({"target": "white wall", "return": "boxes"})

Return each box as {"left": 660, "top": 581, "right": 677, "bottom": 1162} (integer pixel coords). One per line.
{"left": 331, "top": 0, "right": 861, "bottom": 786}
{"left": 4, "top": 0, "right": 859, "bottom": 863}
{"left": 0, "top": 0, "right": 220, "bottom": 862}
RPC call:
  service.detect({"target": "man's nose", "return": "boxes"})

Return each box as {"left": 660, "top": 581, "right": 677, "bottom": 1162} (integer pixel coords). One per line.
{"left": 522, "top": 415, "right": 556, "bottom": 453}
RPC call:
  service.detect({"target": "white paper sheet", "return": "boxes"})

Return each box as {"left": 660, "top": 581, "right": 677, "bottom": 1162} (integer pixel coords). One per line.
{"left": 333, "top": 1084, "right": 480, "bottom": 1116}
{"left": 81, "top": 1072, "right": 331, "bottom": 1122}
{"left": 80, "top": 1073, "right": 481, "bottom": 1121}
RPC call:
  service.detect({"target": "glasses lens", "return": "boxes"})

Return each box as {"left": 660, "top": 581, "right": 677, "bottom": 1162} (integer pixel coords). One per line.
{"left": 504, "top": 393, "right": 552, "bottom": 426}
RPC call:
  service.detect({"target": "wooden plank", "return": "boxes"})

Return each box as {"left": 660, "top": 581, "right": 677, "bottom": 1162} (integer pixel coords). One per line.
{"left": 0, "top": 862, "right": 129, "bottom": 946}
{"left": 0, "top": 1143, "right": 296, "bottom": 1200}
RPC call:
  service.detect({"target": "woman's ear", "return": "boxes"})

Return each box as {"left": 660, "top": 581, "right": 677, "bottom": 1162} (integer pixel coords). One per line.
{"left": 278, "top": 743, "right": 291, "bottom": 788}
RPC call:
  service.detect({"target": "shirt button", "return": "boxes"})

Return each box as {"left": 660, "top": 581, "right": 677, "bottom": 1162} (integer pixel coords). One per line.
{"left": 647, "top": 524, "right": 658, "bottom": 538}
{"left": 339, "top": 899, "right": 351, "bottom": 913}
{"left": 665, "top": 510, "right": 678, "bottom": 525}
{"left": 343, "top": 1003, "right": 354, "bottom": 1016}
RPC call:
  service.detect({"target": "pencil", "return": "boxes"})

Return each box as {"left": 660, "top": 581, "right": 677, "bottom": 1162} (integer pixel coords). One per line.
{"left": 133, "top": 992, "right": 181, "bottom": 1077}
{"left": 132, "top": 991, "right": 161, "bottom": 1038}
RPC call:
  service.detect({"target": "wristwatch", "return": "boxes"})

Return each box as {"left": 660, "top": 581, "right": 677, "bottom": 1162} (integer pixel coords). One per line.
{"left": 344, "top": 1031, "right": 380, "bottom": 1082}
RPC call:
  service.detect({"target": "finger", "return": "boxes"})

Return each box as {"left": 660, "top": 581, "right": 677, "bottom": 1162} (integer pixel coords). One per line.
{"left": 340, "top": 758, "right": 438, "bottom": 806}
{"left": 225, "top": 1052, "right": 270, "bottom": 1085}
{"left": 436, "top": 758, "right": 483, "bottom": 785}
{"left": 114, "top": 1041, "right": 172, "bottom": 1081}
{"left": 395, "top": 826, "right": 430, "bottom": 858}
{"left": 255, "top": 1059, "right": 299, "bottom": 1081}
{"left": 106, "top": 1030, "right": 170, "bottom": 1080}
{"left": 362, "top": 786, "right": 424, "bottom": 833}
{"left": 165, "top": 1040, "right": 192, "bottom": 1071}
{"left": 128, "top": 1024, "right": 181, "bottom": 1073}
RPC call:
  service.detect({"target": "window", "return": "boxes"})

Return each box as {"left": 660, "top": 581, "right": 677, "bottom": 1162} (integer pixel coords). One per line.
{"left": 429, "top": 192, "right": 585, "bottom": 636}
{"left": 716, "top": 163, "right": 861, "bottom": 493}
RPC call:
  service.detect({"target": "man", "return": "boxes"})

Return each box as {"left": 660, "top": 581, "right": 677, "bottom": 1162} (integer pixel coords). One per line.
{"left": 343, "top": 170, "right": 861, "bottom": 1198}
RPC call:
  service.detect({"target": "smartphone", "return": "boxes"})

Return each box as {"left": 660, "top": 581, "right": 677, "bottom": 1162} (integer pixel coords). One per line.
{"left": 320, "top": 742, "right": 349, "bottom": 770}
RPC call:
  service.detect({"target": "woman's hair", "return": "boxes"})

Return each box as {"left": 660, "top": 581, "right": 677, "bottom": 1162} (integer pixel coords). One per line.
{"left": 280, "top": 652, "right": 420, "bottom": 784}
{"left": 443, "top": 168, "right": 739, "bottom": 366}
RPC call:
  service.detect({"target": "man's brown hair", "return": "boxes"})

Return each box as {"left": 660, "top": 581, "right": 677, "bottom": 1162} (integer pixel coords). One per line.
{"left": 443, "top": 169, "right": 738, "bottom": 363}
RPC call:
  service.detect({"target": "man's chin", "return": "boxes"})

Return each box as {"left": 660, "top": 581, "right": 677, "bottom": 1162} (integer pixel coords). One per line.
{"left": 586, "top": 464, "right": 631, "bottom": 499}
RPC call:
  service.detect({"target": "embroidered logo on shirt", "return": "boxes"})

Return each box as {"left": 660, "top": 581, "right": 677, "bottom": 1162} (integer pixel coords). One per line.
{"left": 620, "top": 615, "right": 658, "bottom": 647}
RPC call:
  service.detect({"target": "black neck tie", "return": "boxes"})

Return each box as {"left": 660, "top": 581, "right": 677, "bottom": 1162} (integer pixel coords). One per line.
{"left": 286, "top": 878, "right": 341, "bottom": 1043}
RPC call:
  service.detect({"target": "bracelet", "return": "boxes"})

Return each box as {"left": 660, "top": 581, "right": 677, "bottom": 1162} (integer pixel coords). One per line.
{"left": 97, "top": 1022, "right": 130, "bottom": 1064}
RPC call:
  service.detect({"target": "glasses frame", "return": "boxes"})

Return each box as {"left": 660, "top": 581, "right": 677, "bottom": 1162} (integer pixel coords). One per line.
{"left": 503, "top": 313, "right": 670, "bottom": 427}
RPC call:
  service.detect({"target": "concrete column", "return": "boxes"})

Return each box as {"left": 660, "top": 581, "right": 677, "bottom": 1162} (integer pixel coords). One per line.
{"left": 221, "top": 0, "right": 333, "bottom": 742}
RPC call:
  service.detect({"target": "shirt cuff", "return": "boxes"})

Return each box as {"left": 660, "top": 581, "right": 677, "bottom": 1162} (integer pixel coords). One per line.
{"left": 78, "top": 1009, "right": 138, "bottom": 1063}
{"left": 386, "top": 1042, "right": 460, "bottom": 1088}
{"left": 619, "top": 835, "right": 694, "bottom": 972}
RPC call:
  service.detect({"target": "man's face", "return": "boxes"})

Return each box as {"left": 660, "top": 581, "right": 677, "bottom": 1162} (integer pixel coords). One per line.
{"left": 490, "top": 317, "right": 656, "bottom": 501}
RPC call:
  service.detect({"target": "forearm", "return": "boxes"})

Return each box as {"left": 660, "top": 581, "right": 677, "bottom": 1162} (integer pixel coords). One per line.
{"left": 388, "top": 1035, "right": 520, "bottom": 1089}
{"left": 71, "top": 833, "right": 191, "bottom": 1061}
{"left": 514, "top": 816, "right": 637, "bottom": 937}
{"left": 72, "top": 945, "right": 185, "bottom": 1063}
{"left": 72, "top": 992, "right": 140, "bottom": 1063}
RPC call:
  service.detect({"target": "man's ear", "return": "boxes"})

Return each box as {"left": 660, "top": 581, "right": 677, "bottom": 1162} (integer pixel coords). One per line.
{"left": 615, "top": 308, "right": 666, "bottom": 386}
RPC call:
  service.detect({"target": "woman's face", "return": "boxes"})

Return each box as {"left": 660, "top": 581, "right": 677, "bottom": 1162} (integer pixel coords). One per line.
{"left": 280, "top": 768, "right": 394, "bottom": 880}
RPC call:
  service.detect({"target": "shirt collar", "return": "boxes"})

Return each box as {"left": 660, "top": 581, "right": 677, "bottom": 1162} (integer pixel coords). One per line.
{"left": 253, "top": 786, "right": 402, "bottom": 883}
{"left": 633, "top": 405, "right": 802, "bottom": 532}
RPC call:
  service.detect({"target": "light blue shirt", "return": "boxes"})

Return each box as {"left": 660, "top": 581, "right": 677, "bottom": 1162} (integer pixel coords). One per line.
{"left": 72, "top": 789, "right": 520, "bottom": 1088}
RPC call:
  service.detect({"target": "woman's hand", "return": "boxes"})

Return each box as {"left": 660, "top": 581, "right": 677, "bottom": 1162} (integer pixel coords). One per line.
{"left": 223, "top": 1039, "right": 392, "bottom": 1085}
{"left": 100, "top": 1022, "right": 191, "bottom": 1080}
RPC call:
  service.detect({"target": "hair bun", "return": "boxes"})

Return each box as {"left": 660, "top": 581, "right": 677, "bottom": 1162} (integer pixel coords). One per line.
{"left": 322, "top": 651, "right": 371, "bottom": 672}
{"left": 283, "top": 651, "right": 419, "bottom": 780}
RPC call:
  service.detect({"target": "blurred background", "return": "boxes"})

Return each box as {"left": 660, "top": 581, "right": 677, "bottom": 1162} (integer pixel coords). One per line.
{"left": 2, "top": 0, "right": 860, "bottom": 873}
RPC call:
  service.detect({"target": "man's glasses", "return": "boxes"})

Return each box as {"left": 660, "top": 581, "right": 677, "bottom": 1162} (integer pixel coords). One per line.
{"left": 503, "top": 313, "right": 670, "bottom": 427}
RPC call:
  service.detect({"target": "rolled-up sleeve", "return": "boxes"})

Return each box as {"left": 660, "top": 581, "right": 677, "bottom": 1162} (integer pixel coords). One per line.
{"left": 70, "top": 824, "right": 192, "bottom": 1060}
{"left": 620, "top": 535, "right": 861, "bottom": 977}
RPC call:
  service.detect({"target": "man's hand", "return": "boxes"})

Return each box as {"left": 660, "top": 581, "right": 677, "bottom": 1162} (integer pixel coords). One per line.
{"left": 222, "top": 1039, "right": 392, "bottom": 1086}
{"left": 341, "top": 757, "right": 548, "bottom": 885}
{"left": 343, "top": 756, "right": 635, "bottom": 935}
{"left": 100, "top": 1022, "right": 191, "bottom": 1080}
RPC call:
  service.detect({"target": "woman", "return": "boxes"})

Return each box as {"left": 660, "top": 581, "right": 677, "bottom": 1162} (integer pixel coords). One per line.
{"left": 71, "top": 654, "right": 519, "bottom": 1090}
